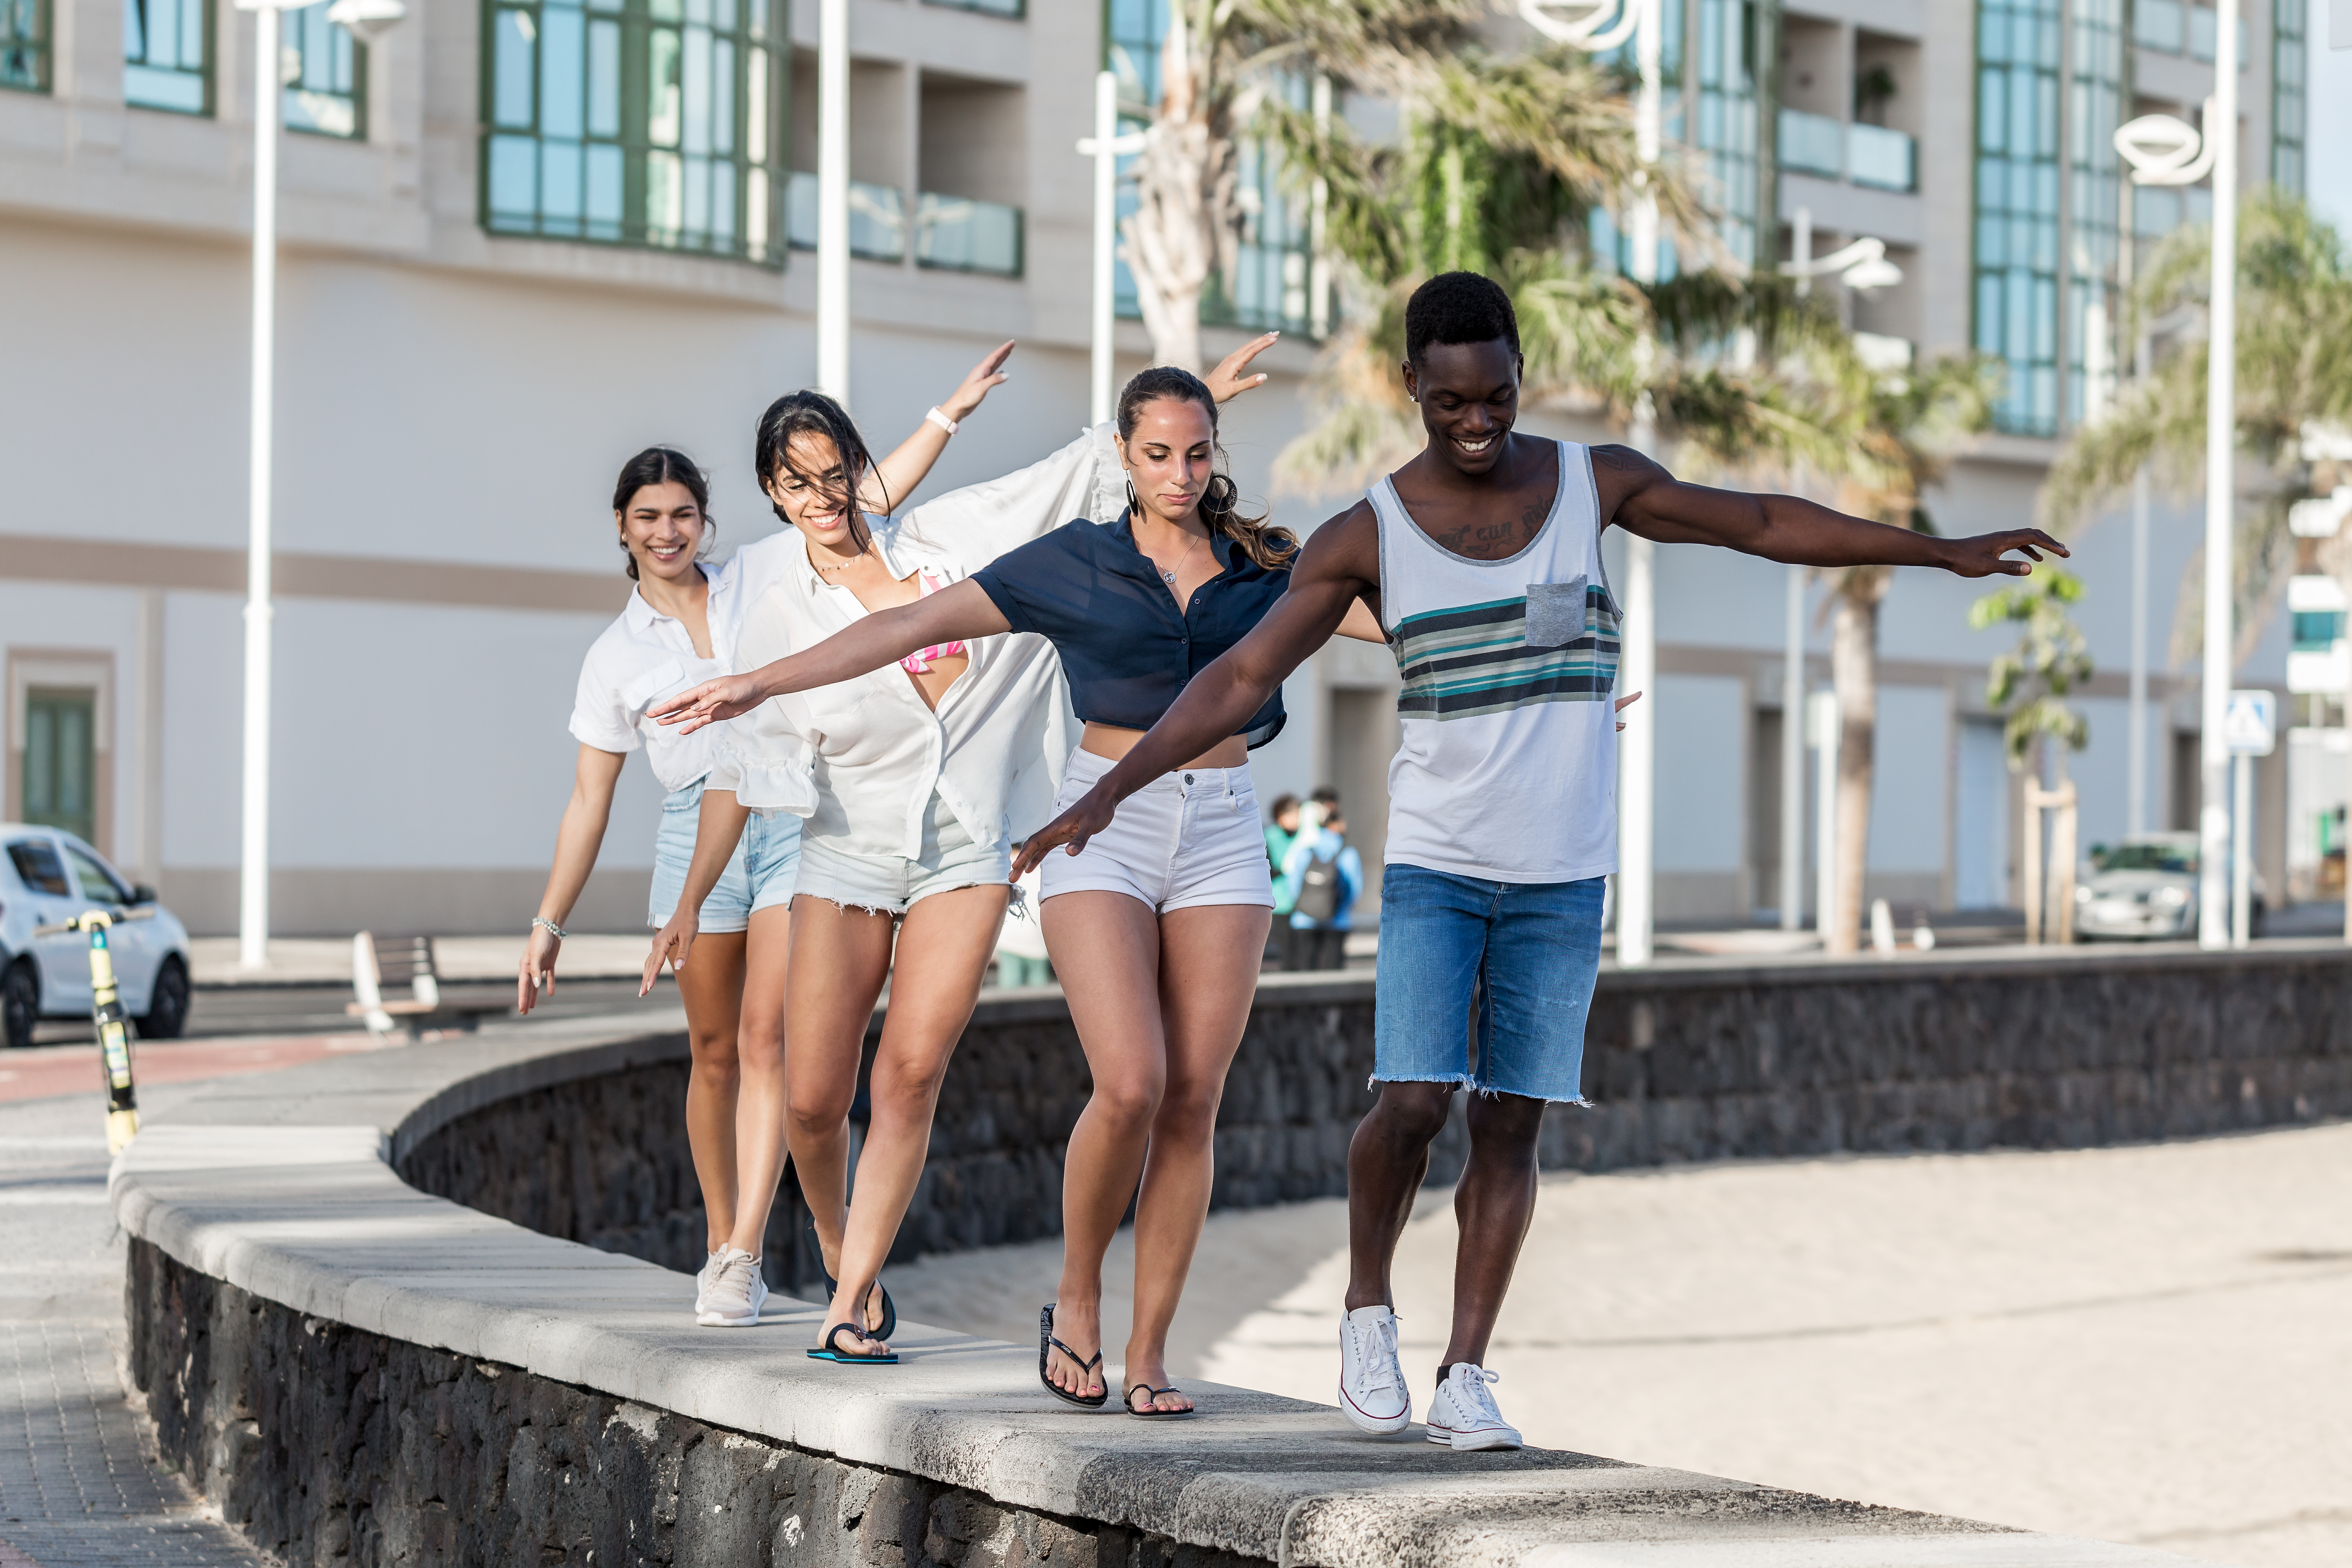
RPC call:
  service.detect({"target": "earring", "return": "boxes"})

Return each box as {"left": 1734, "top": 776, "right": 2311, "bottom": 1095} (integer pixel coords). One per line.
{"left": 1125, "top": 479, "right": 1140, "bottom": 516}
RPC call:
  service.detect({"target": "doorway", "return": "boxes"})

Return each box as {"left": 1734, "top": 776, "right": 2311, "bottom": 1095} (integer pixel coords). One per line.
{"left": 1954, "top": 715, "right": 2009, "bottom": 909}
{"left": 23, "top": 686, "right": 97, "bottom": 845}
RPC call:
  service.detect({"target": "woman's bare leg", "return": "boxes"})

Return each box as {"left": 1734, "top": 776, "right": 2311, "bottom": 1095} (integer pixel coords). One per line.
{"left": 1126, "top": 904, "right": 1266, "bottom": 1411}
{"left": 718, "top": 906, "right": 793, "bottom": 1260}
{"left": 673, "top": 929, "right": 748, "bottom": 1254}
{"left": 763, "top": 897, "right": 893, "bottom": 1269}
{"left": 826, "top": 882, "right": 1008, "bottom": 1353}
{"left": 1035, "top": 891, "right": 1164, "bottom": 1402}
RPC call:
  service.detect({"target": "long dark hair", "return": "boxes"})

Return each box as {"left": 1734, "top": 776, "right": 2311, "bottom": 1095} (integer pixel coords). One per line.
{"left": 612, "top": 446, "right": 714, "bottom": 582}
{"left": 753, "top": 390, "right": 889, "bottom": 557}
{"left": 1115, "top": 367, "right": 1294, "bottom": 569}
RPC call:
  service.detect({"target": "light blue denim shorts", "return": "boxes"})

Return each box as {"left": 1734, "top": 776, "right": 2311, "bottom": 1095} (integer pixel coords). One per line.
{"left": 1371, "top": 864, "right": 1605, "bottom": 1105}
{"left": 793, "top": 789, "right": 1010, "bottom": 918}
{"left": 649, "top": 777, "right": 802, "bottom": 934}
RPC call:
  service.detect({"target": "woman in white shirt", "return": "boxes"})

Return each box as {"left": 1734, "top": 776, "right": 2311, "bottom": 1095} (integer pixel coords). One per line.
{"left": 518, "top": 344, "right": 1012, "bottom": 1328}
{"left": 640, "top": 345, "right": 1272, "bottom": 1364}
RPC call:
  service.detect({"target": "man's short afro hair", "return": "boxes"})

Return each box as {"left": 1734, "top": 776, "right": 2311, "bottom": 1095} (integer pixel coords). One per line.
{"left": 1404, "top": 271, "right": 1520, "bottom": 365}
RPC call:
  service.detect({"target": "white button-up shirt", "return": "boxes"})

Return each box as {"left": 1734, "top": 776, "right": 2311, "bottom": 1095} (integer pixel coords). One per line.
{"left": 568, "top": 530, "right": 803, "bottom": 793}
{"left": 711, "top": 424, "right": 1121, "bottom": 858}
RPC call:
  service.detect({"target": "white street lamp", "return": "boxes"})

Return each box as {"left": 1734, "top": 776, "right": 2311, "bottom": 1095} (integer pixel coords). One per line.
{"left": 2114, "top": 72, "right": 2234, "bottom": 949}
{"left": 229, "top": 0, "right": 404, "bottom": 971}
{"left": 1077, "top": 71, "right": 1144, "bottom": 426}
{"left": 815, "top": 0, "right": 848, "bottom": 401}
{"left": 1526, "top": 0, "right": 1661, "bottom": 966}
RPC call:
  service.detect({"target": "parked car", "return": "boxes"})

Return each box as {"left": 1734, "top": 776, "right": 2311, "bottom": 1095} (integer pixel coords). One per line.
{"left": 2074, "top": 832, "right": 2264, "bottom": 941}
{"left": 1, "top": 823, "right": 192, "bottom": 1050}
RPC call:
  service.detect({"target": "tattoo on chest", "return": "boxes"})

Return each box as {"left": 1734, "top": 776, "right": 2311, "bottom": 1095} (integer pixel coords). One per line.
{"left": 1426, "top": 501, "right": 1546, "bottom": 559}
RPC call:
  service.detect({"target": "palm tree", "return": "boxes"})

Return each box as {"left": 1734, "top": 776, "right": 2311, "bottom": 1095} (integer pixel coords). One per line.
{"left": 1120, "top": 11, "right": 1699, "bottom": 374}
{"left": 2045, "top": 189, "right": 2352, "bottom": 666}
{"left": 1969, "top": 569, "right": 2094, "bottom": 941}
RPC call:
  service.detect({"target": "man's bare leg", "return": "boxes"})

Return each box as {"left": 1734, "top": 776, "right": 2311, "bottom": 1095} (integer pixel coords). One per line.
{"left": 1343, "top": 1082, "right": 1452, "bottom": 1312}
{"left": 1438, "top": 1091, "right": 1545, "bottom": 1372}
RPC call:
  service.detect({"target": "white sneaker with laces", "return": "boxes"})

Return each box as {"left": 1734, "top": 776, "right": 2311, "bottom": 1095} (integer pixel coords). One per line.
{"left": 696, "top": 1247, "right": 766, "bottom": 1327}
{"left": 693, "top": 1251, "right": 722, "bottom": 1316}
{"left": 1425, "top": 1363, "right": 1522, "bottom": 1451}
{"left": 1337, "top": 1305, "right": 1411, "bottom": 1434}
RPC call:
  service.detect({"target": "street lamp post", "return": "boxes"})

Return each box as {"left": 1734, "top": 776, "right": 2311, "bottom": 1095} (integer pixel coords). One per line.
{"left": 231, "top": 0, "right": 402, "bottom": 971}
{"left": 1077, "top": 72, "right": 1144, "bottom": 426}
{"left": 816, "top": 0, "right": 849, "bottom": 401}
{"left": 2116, "top": 68, "right": 2232, "bottom": 949}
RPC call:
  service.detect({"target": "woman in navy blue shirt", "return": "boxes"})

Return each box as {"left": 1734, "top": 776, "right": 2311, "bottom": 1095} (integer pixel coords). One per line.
{"left": 656, "top": 359, "right": 1384, "bottom": 1416}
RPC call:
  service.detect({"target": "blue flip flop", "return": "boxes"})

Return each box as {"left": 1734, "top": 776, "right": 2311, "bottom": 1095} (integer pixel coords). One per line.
{"left": 807, "top": 1322, "right": 898, "bottom": 1364}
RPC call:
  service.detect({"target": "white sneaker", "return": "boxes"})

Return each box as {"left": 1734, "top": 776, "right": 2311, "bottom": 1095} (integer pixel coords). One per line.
{"left": 696, "top": 1247, "right": 766, "bottom": 1327}
{"left": 693, "top": 1251, "right": 721, "bottom": 1316}
{"left": 1425, "top": 1363, "right": 1522, "bottom": 1452}
{"left": 1337, "top": 1305, "right": 1411, "bottom": 1434}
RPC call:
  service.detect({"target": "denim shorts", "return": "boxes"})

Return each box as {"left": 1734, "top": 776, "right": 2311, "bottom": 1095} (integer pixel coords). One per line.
{"left": 1371, "top": 864, "right": 1605, "bottom": 1105}
{"left": 649, "top": 777, "right": 802, "bottom": 934}
{"left": 793, "top": 789, "right": 1011, "bottom": 918}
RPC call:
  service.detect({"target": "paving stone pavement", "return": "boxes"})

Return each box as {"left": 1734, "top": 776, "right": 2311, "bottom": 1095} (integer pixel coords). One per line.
{"left": 0, "top": 1089, "right": 263, "bottom": 1568}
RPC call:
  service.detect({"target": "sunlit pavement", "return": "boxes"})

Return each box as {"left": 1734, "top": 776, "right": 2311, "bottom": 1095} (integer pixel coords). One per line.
{"left": 884, "top": 1120, "right": 2352, "bottom": 1568}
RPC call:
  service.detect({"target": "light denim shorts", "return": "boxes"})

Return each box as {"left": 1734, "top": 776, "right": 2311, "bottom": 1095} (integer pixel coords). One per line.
{"left": 1371, "top": 864, "right": 1605, "bottom": 1105}
{"left": 1040, "top": 748, "right": 1273, "bottom": 913}
{"left": 793, "top": 789, "right": 1010, "bottom": 918}
{"left": 649, "top": 777, "right": 802, "bottom": 934}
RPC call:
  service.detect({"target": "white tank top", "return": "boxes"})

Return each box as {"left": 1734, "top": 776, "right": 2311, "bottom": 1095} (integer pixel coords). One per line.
{"left": 1368, "top": 440, "right": 1622, "bottom": 884}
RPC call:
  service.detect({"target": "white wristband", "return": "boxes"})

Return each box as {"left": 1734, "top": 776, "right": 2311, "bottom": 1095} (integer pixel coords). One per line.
{"left": 925, "top": 406, "right": 959, "bottom": 436}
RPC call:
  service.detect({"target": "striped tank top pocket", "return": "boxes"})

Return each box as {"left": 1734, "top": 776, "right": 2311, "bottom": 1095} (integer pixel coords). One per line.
{"left": 1393, "top": 580, "right": 1621, "bottom": 721}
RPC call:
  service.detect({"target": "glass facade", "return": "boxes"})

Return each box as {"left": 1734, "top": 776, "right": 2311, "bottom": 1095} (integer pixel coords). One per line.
{"left": 1974, "top": 0, "right": 2062, "bottom": 436}
{"left": 284, "top": 0, "right": 365, "bottom": 139}
{"left": 1693, "top": 0, "right": 1760, "bottom": 266}
{"left": 2065, "top": 0, "right": 2123, "bottom": 425}
{"left": 483, "top": 0, "right": 784, "bottom": 266}
{"left": 124, "top": 0, "right": 210, "bottom": 113}
{"left": 2, "top": 0, "right": 46, "bottom": 92}
{"left": 1104, "top": 0, "right": 1320, "bottom": 335}
{"left": 2274, "top": 0, "right": 2306, "bottom": 193}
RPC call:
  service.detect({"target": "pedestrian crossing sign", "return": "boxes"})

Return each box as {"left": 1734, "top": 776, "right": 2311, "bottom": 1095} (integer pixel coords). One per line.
{"left": 2223, "top": 690, "right": 2276, "bottom": 756}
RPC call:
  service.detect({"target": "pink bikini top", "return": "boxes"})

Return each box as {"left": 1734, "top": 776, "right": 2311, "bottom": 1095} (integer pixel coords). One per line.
{"left": 899, "top": 571, "right": 968, "bottom": 673}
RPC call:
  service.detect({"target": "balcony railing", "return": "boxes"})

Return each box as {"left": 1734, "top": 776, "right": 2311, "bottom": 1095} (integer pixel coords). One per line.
{"left": 786, "top": 172, "right": 906, "bottom": 261}
{"left": 914, "top": 193, "right": 1022, "bottom": 276}
{"left": 923, "top": 0, "right": 1019, "bottom": 13}
{"left": 1777, "top": 109, "right": 1916, "bottom": 194}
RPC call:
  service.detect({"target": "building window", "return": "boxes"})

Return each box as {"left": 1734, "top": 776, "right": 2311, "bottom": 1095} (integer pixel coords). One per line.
{"left": 285, "top": 0, "right": 366, "bottom": 138}
{"left": 483, "top": 0, "right": 786, "bottom": 266}
{"left": 924, "top": 0, "right": 1018, "bottom": 14}
{"left": 22, "top": 688, "right": 97, "bottom": 847}
{"left": 2, "top": 0, "right": 47, "bottom": 93}
{"left": 2065, "top": 0, "right": 2123, "bottom": 425}
{"left": 125, "top": 0, "right": 212, "bottom": 114}
{"left": 1694, "top": 0, "right": 1759, "bottom": 267}
{"left": 1105, "top": 0, "right": 1322, "bottom": 335}
{"left": 2274, "top": 0, "right": 2306, "bottom": 194}
{"left": 1974, "top": 0, "right": 2061, "bottom": 437}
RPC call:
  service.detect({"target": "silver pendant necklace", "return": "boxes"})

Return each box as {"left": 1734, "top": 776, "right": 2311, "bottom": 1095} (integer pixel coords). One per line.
{"left": 1156, "top": 528, "right": 1205, "bottom": 587}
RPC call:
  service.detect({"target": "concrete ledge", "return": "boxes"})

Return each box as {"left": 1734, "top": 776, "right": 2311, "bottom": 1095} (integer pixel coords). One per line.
{"left": 112, "top": 1009, "right": 2219, "bottom": 1566}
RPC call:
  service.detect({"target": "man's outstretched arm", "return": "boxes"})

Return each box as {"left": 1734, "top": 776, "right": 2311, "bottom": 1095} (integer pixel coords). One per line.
{"left": 1595, "top": 445, "right": 2069, "bottom": 577}
{"left": 1013, "top": 508, "right": 1377, "bottom": 873}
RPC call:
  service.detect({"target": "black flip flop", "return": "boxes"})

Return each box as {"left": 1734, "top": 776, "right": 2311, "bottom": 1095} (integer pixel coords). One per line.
{"left": 1125, "top": 1383, "right": 1195, "bottom": 1418}
{"left": 1039, "top": 1305, "right": 1107, "bottom": 1408}
{"left": 807, "top": 1322, "right": 898, "bottom": 1364}
{"left": 824, "top": 1269, "right": 897, "bottom": 1341}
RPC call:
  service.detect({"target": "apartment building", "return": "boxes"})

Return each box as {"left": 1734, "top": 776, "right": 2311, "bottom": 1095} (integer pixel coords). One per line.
{"left": 0, "top": 0, "right": 2319, "bottom": 937}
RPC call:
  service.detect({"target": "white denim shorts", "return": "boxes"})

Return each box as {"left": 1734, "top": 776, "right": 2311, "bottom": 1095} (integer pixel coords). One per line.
{"left": 1039, "top": 748, "right": 1274, "bottom": 913}
{"left": 794, "top": 789, "right": 1010, "bottom": 918}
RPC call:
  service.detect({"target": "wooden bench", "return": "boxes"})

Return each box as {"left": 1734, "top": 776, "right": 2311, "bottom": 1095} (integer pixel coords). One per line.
{"left": 348, "top": 933, "right": 510, "bottom": 1039}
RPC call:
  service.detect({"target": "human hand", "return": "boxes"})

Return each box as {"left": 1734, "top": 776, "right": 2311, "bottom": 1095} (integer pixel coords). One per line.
{"left": 641, "top": 910, "right": 700, "bottom": 997}
{"left": 1011, "top": 786, "right": 1120, "bottom": 876}
{"left": 518, "top": 924, "right": 561, "bottom": 1014}
{"left": 1941, "top": 529, "right": 2069, "bottom": 578}
{"left": 1204, "top": 332, "right": 1280, "bottom": 403}
{"left": 1615, "top": 690, "right": 1641, "bottom": 732}
{"left": 941, "top": 341, "right": 1016, "bottom": 423}
{"left": 650, "top": 673, "right": 765, "bottom": 734}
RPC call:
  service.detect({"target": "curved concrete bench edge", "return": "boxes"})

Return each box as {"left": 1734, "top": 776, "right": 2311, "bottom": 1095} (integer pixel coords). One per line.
{"left": 111, "top": 1009, "right": 2221, "bottom": 1568}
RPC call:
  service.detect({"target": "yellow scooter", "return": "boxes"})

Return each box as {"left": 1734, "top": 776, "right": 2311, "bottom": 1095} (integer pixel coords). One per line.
{"left": 33, "top": 906, "right": 155, "bottom": 1153}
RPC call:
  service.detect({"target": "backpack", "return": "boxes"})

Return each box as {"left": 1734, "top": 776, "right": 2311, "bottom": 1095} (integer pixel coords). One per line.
{"left": 1294, "top": 848, "right": 1341, "bottom": 922}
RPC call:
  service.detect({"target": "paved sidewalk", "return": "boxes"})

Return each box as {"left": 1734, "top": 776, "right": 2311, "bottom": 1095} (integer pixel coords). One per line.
{"left": 188, "top": 933, "right": 654, "bottom": 988}
{"left": 0, "top": 1091, "right": 262, "bottom": 1568}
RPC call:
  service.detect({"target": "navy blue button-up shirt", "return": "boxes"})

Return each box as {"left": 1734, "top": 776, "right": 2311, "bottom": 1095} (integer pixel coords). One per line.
{"left": 970, "top": 514, "right": 1289, "bottom": 747}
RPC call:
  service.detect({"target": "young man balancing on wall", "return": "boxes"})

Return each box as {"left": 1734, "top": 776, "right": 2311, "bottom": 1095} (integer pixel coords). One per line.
{"left": 1014, "top": 272, "right": 2065, "bottom": 1450}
